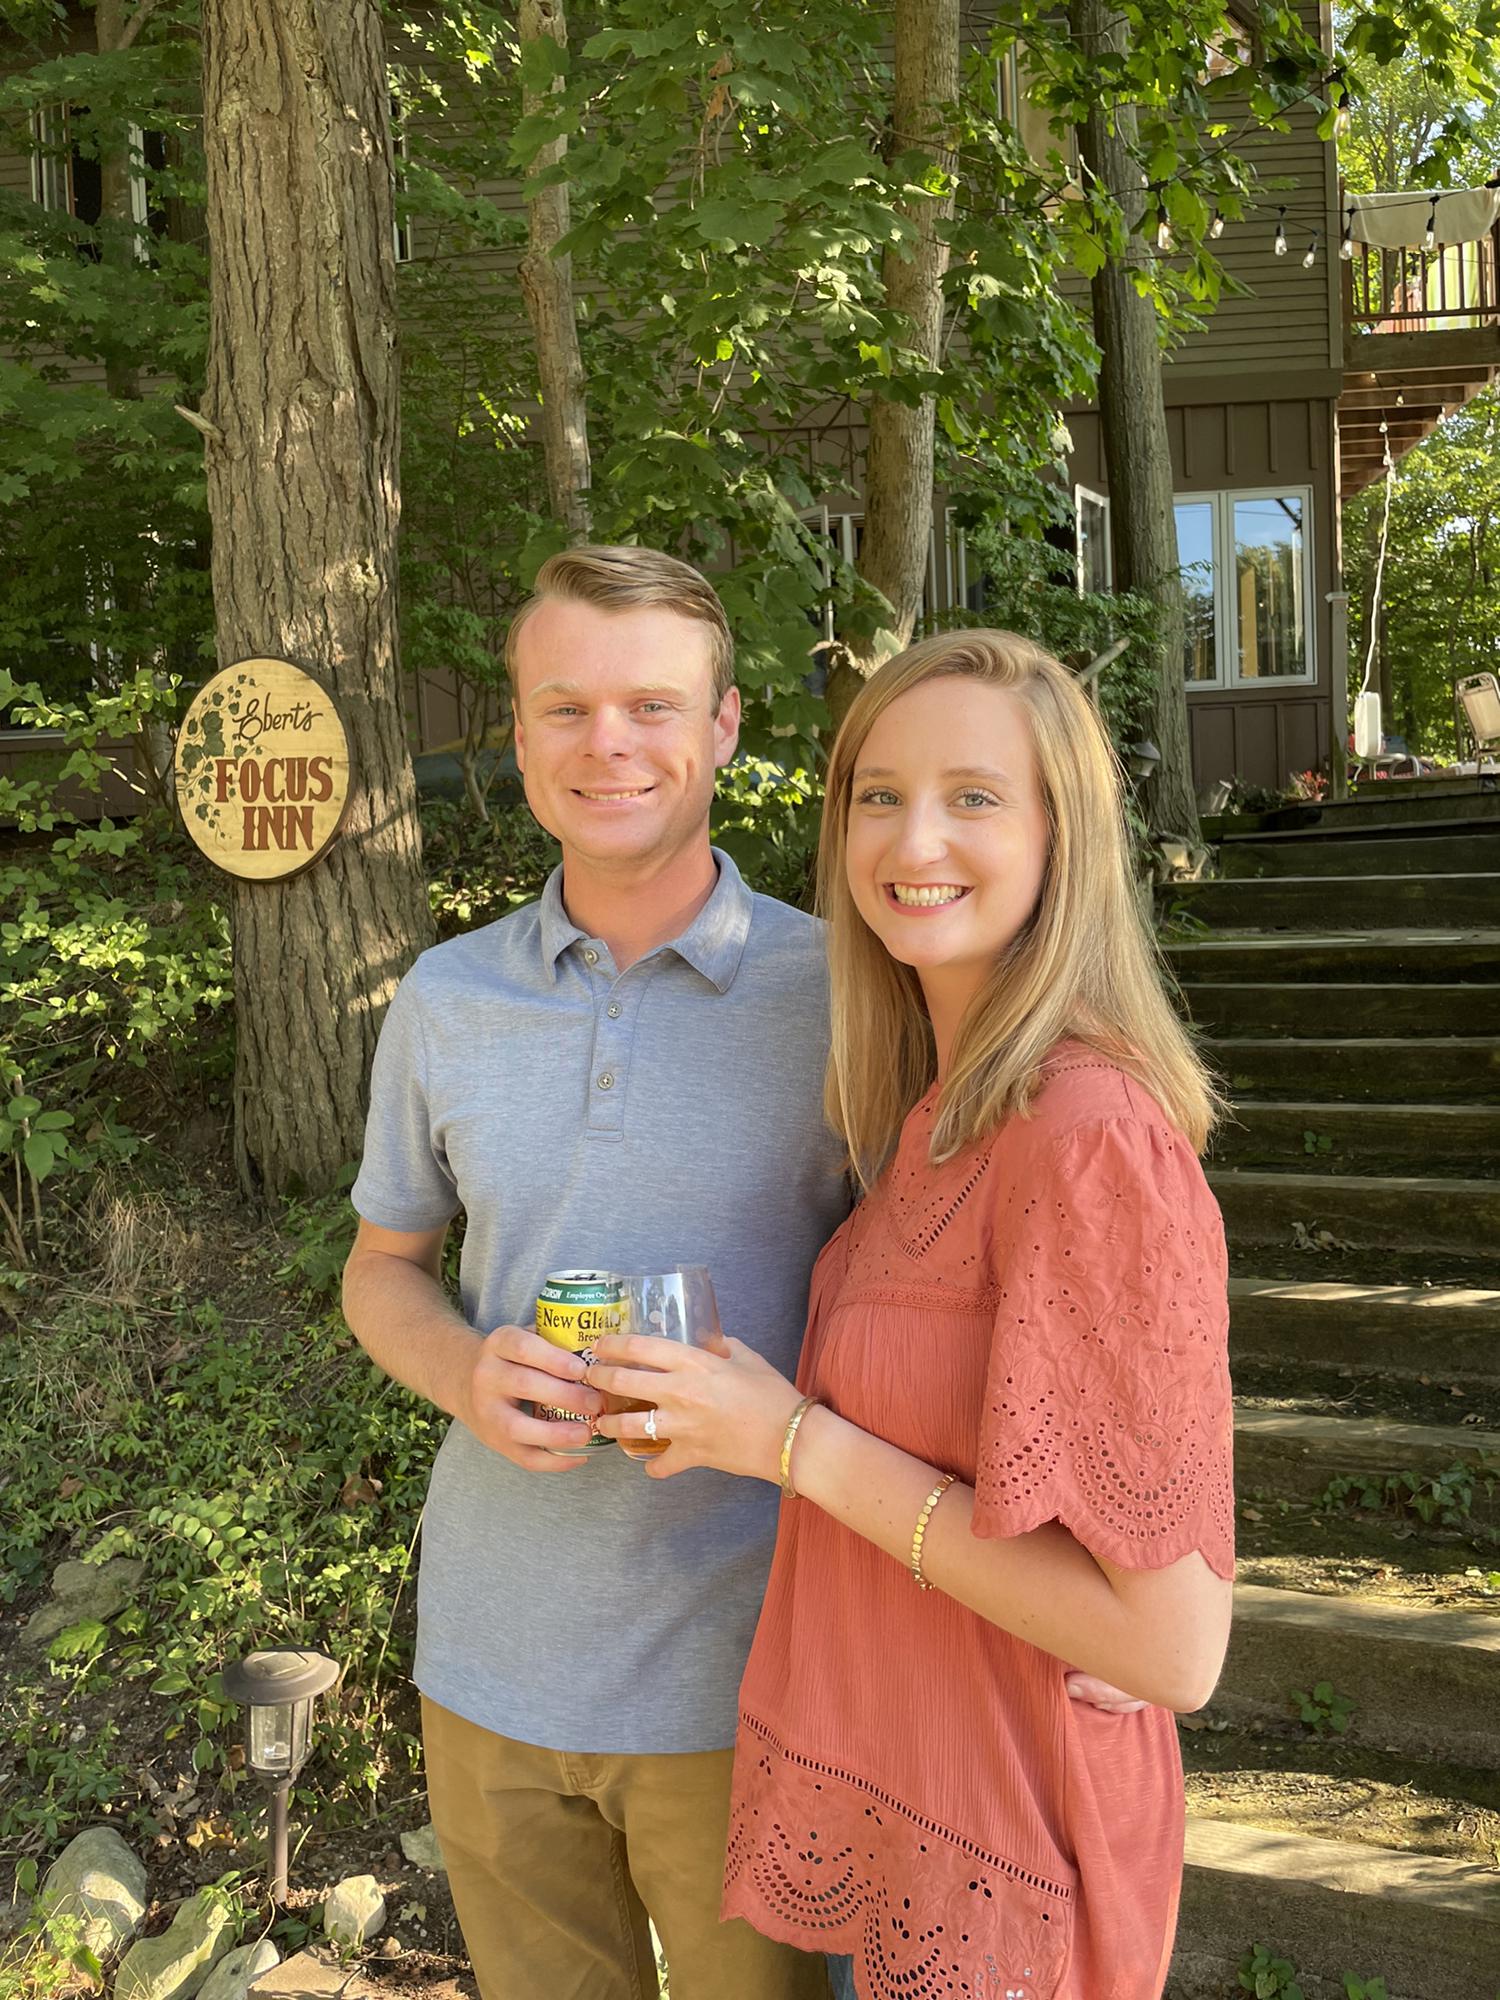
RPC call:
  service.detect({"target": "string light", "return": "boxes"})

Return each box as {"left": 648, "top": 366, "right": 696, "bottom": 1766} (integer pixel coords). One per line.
{"left": 1424, "top": 193, "right": 1439, "bottom": 252}
{"left": 1340, "top": 207, "right": 1355, "bottom": 259}
{"left": 1208, "top": 209, "right": 1225, "bottom": 240}
{"left": 1156, "top": 211, "right": 1175, "bottom": 253}
{"left": 1302, "top": 231, "right": 1319, "bottom": 268}
{"left": 1274, "top": 206, "right": 1288, "bottom": 255}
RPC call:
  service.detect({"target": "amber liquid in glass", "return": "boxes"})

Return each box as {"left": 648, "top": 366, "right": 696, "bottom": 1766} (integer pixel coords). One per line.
{"left": 607, "top": 1268, "right": 720, "bottom": 1461}
{"left": 608, "top": 1392, "right": 668, "bottom": 1459}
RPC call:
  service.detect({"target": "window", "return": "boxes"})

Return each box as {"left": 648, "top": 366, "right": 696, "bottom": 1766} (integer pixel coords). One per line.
{"left": 1074, "top": 486, "right": 1111, "bottom": 596}
{"left": 390, "top": 101, "right": 412, "bottom": 265}
{"left": 1174, "top": 488, "right": 1314, "bottom": 688}
{"left": 995, "top": 48, "right": 1022, "bottom": 127}
{"left": 804, "top": 509, "right": 969, "bottom": 639}
{"left": 31, "top": 105, "right": 167, "bottom": 256}
{"left": 1176, "top": 499, "right": 1219, "bottom": 683}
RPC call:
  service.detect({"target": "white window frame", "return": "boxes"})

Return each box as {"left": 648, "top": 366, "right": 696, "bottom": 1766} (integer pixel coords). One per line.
{"left": 30, "top": 104, "right": 70, "bottom": 212}
{"left": 391, "top": 104, "right": 412, "bottom": 265}
{"left": 1074, "top": 484, "right": 1112, "bottom": 597}
{"left": 31, "top": 104, "right": 157, "bottom": 254}
{"left": 1176, "top": 484, "right": 1316, "bottom": 691}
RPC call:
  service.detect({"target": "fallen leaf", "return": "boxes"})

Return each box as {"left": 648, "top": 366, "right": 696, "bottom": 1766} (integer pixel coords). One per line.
{"left": 57, "top": 1475, "right": 84, "bottom": 1499}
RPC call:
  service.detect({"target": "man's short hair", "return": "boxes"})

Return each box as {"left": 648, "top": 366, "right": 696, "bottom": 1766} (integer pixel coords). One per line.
{"left": 505, "top": 545, "right": 735, "bottom": 711}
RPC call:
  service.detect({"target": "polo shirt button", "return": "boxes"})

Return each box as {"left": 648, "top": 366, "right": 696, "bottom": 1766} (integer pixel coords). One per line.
{"left": 597, "top": 1072, "right": 615, "bottom": 1090}
{"left": 607, "top": 1002, "right": 621, "bottom": 1018}
{"left": 583, "top": 948, "right": 598, "bottom": 966}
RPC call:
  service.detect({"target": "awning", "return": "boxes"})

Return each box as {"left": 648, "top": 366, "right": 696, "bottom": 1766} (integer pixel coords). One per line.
{"left": 1347, "top": 186, "right": 1500, "bottom": 249}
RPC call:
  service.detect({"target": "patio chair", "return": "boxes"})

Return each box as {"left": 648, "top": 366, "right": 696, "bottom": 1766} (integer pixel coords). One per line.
{"left": 1457, "top": 672, "right": 1500, "bottom": 776}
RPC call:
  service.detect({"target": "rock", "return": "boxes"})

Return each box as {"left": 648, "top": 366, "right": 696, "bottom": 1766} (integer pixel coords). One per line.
{"left": 1153, "top": 838, "right": 1215, "bottom": 885}
{"left": 321, "top": 1877, "right": 385, "bottom": 1948}
{"left": 377, "top": 1939, "right": 402, "bottom": 1959}
{"left": 250, "top": 1949, "right": 379, "bottom": 1999}
{"left": 22, "top": 1559, "right": 145, "bottom": 1650}
{"left": 198, "top": 1941, "right": 280, "bottom": 2000}
{"left": 398, "top": 1825, "right": 445, "bottom": 1874}
{"left": 114, "top": 1890, "right": 235, "bottom": 2000}
{"left": 41, "top": 1826, "right": 148, "bottom": 1957}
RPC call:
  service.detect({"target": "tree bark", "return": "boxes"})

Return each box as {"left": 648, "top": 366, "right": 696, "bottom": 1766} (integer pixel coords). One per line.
{"left": 200, "top": 0, "right": 434, "bottom": 1198}
{"left": 826, "top": 0, "right": 958, "bottom": 730}
{"left": 1070, "top": 0, "right": 1200, "bottom": 846}
{"left": 518, "top": 0, "right": 592, "bottom": 538}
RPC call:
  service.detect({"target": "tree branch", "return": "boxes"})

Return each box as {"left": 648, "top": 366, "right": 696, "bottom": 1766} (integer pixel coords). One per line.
{"left": 116, "top": 0, "right": 165, "bottom": 52}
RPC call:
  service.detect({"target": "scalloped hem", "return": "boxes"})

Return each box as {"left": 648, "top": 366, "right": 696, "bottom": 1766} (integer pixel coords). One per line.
{"left": 969, "top": 1495, "right": 1236, "bottom": 1582}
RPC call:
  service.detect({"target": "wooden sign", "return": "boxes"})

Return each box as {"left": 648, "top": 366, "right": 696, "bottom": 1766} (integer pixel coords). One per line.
{"left": 174, "top": 658, "right": 352, "bottom": 881}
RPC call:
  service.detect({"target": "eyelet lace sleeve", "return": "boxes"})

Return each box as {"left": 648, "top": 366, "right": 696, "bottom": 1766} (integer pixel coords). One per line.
{"left": 972, "top": 1116, "right": 1234, "bottom": 1579}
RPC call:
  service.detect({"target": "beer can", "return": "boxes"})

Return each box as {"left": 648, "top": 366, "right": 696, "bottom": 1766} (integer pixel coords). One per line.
{"left": 533, "top": 1269, "right": 623, "bottom": 1452}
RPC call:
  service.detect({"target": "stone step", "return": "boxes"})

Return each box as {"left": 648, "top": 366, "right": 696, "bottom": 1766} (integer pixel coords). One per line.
{"left": 1206, "top": 783, "right": 1500, "bottom": 838}
{"left": 1172, "top": 1818, "right": 1500, "bottom": 2000}
{"left": 1184, "top": 981, "right": 1500, "bottom": 1038}
{"left": 1172, "top": 873, "right": 1500, "bottom": 929}
{"left": 1219, "top": 833, "right": 1500, "bottom": 879}
{"left": 1208, "top": 1100, "right": 1499, "bottom": 1175}
{"left": 1233, "top": 1407, "right": 1500, "bottom": 1517}
{"left": 1211, "top": 1167, "right": 1500, "bottom": 1258}
{"left": 1218, "top": 1585, "right": 1500, "bottom": 1769}
{"left": 1209, "top": 1036, "right": 1500, "bottom": 1103}
{"left": 1167, "top": 931, "right": 1500, "bottom": 986}
{"left": 1227, "top": 1277, "right": 1500, "bottom": 1383}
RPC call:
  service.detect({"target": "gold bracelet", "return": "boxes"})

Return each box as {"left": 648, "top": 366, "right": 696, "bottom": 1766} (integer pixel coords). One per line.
{"left": 779, "top": 1395, "right": 819, "bottom": 1498}
{"left": 910, "top": 1473, "right": 957, "bottom": 1590}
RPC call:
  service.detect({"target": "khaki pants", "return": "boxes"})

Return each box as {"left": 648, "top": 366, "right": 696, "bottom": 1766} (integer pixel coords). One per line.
{"left": 422, "top": 1697, "right": 829, "bottom": 2000}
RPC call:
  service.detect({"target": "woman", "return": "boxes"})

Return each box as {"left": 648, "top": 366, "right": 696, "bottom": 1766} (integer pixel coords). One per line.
{"left": 589, "top": 630, "right": 1234, "bottom": 2000}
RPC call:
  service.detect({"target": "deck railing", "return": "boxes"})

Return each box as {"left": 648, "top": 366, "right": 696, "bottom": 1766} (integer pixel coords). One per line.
{"left": 1345, "top": 220, "right": 1500, "bottom": 334}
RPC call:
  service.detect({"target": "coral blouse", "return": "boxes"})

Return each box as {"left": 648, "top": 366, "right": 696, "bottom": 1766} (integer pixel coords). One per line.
{"left": 723, "top": 1051, "right": 1234, "bottom": 2000}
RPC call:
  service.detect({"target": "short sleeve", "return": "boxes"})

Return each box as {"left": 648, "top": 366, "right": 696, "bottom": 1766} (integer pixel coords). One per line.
{"left": 971, "top": 1115, "right": 1234, "bottom": 1578}
{"left": 349, "top": 965, "right": 462, "bottom": 1233}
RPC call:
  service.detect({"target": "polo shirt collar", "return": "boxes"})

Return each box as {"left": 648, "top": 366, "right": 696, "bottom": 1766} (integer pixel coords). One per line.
{"left": 538, "top": 847, "right": 754, "bottom": 994}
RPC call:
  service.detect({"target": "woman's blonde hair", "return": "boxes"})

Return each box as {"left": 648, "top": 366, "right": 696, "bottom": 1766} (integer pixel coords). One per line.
{"left": 817, "top": 627, "right": 1220, "bottom": 1186}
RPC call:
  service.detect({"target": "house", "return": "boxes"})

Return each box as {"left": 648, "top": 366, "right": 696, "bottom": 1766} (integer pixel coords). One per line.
{"left": 1055, "top": 16, "right": 1500, "bottom": 797}
{"left": 3, "top": 5, "right": 1496, "bottom": 811}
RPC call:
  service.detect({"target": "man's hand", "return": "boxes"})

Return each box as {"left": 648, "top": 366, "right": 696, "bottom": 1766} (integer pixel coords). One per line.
{"left": 458, "top": 1323, "right": 604, "bottom": 1472}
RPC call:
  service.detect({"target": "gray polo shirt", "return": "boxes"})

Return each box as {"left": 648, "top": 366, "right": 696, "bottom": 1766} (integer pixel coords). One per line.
{"left": 351, "top": 849, "right": 851, "bottom": 1754}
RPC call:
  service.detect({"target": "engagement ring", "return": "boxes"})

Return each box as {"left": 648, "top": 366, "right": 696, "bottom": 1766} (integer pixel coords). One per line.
{"left": 644, "top": 1409, "right": 659, "bottom": 1442}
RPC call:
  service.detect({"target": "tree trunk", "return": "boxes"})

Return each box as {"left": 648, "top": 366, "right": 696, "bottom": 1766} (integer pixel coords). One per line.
{"left": 200, "top": 0, "right": 434, "bottom": 1198}
{"left": 518, "top": 0, "right": 591, "bottom": 538}
{"left": 826, "top": 0, "right": 958, "bottom": 731}
{"left": 1071, "top": 0, "right": 1200, "bottom": 846}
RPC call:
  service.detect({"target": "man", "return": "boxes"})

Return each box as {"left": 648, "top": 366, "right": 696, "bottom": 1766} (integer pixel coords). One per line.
{"left": 342, "top": 547, "right": 847, "bottom": 2000}
{"left": 343, "top": 545, "right": 1139, "bottom": 2000}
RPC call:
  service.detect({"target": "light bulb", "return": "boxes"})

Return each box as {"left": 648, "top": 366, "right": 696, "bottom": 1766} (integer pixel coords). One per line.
{"left": 1208, "top": 210, "right": 1225, "bottom": 240}
{"left": 1274, "top": 208, "right": 1288, "bottom": 256}
{"left": 1303, "top": 232, "right": 1319, "bottom": 268}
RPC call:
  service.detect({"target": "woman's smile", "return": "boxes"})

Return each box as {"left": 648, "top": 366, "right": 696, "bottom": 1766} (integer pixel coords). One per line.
{"left": 884, "top": 882, "right": 973, "bottom": 910}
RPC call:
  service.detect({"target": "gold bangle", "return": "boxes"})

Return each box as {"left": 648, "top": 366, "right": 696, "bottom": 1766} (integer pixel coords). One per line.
{"left": 779, "top": 1395, "right": 819, "bottom": 1498}
{"left": 910, "top": 1473, "right": 957, "bottom": 1590}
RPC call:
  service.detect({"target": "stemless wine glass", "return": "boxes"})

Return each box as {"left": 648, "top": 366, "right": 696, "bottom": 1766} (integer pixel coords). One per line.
{"left": 607, "top": 1266, "right": 722, "bottom": 1460}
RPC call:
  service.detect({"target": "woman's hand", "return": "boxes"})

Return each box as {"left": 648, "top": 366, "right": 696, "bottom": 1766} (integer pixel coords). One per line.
{"left": 587, "top": 1331, "right": 803, "bottom": 1481}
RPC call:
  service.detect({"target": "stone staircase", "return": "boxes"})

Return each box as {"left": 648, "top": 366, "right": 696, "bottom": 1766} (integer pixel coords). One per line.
{"left": 1158, "top": 782, "right": 1500, "bottom": 2000}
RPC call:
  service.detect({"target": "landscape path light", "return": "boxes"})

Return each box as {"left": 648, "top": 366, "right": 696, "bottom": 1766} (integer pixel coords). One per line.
{"left": 1126, "top": 738, "right": 1162, "bottom": 783}
{"left": 222, "top": 1647, "right": 339, "bottom": 1904}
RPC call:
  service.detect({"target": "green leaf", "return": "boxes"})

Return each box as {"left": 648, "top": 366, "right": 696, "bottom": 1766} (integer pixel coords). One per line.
{"left": 23, "top": 1131, "right": 61, "bottom": 1181}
